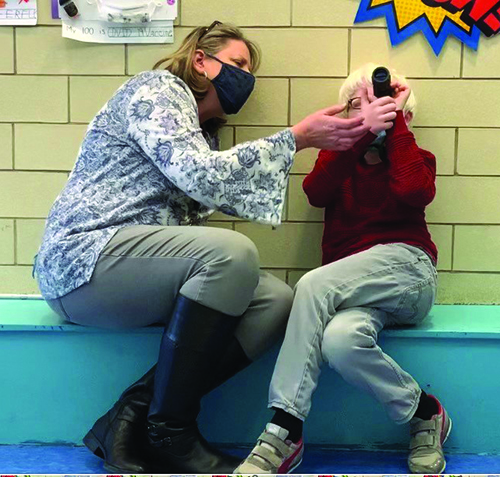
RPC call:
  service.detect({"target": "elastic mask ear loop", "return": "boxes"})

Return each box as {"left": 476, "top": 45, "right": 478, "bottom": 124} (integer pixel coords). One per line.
{"left": 90, "top": 0, "right": 161, "bottom": 23}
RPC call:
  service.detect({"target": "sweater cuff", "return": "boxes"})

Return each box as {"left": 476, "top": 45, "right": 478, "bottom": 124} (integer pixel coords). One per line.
{"left": 387, "top": 110, "right": 409, "bottom": 137}
{"left": 353, "top": 131, "right": 378, "bottom": 152}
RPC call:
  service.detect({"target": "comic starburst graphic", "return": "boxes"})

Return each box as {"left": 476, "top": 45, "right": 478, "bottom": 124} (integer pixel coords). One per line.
{"left": 355, "top": 0, "right": 481, "bottom": 55}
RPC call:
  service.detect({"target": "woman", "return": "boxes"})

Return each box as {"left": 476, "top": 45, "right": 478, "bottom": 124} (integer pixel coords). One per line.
{"left": 34, "top": 22, "right": 368, "bottom": 473}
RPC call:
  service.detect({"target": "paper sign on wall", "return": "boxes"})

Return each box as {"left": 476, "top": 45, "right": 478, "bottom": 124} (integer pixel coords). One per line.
{"left": 0, "top": 0, "right": 37, "bottom": 26}
{"left": 62, "top": 17, "right": 174, "bottom": 43}
{"left": 59, "top": 0, "right": 177, "bottom": 44}
{"left": 355, "top": 0, "right": 500, "bottom": 55}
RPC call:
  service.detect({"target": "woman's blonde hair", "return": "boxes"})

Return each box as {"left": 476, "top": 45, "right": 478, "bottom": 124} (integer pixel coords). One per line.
{"left": 338, "top": 63, "right": 417, "bottom": 118}
{"left": 154, "top": 22, "right": 261, "bottom": 102}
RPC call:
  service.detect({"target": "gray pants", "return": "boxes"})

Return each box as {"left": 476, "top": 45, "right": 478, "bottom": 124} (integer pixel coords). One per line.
{"left": 48, "top": 225, "right": 293, "bottom": 360}
{"left": 268, "top": 243, "right": 437, "bottom": 424}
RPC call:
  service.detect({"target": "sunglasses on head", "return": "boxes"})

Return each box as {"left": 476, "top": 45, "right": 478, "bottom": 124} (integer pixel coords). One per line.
{"left": 198, "top": 20, "right": 223, "bottom": 42}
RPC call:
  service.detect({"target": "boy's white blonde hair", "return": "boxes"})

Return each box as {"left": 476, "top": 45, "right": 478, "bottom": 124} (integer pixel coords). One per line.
{"left": 338, "top": 63, "right": 417, "bottom": 118}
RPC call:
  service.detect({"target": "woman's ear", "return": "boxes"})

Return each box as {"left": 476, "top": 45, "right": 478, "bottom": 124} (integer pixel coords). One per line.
{"left": 193, "top": 49, "right": 206, "bottom": 75}
{"left": 404, "top": 111, "right": 413, "bottom": 126}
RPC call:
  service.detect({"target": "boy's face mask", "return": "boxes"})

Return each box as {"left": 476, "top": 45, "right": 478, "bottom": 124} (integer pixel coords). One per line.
{"left": 207, "top": 55, "right": 256, "bottom": 115}
{"left": 366, "top": 130, "right": 387, "bottom": 160}
{"left": 370, "top": 130, "right": 386, "bottom": 148}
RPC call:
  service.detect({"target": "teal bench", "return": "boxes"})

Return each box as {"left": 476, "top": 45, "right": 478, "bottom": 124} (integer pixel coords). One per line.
{"left": 1, "top": 296, "right": 500, "bottom": 455}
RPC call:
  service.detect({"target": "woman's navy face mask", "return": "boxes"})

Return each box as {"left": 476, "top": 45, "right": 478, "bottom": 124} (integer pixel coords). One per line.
{"left": 207, "top": 54, "right": 256, "bottom": 115}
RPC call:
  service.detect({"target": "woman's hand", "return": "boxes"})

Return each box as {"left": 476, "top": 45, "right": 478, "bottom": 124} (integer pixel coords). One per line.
{"left": 391, "top": 80, "right": 412, "bottom": 111}
{"left": 360, "top": 86, "right": 397, "bottom": 135}
{"left": 291, "top": 104, "right": 370, "bottom": 152}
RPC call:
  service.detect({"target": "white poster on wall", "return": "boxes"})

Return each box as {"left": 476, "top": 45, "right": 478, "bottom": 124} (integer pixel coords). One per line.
{"left": 62, "top": 17, "right": 174, "bottom": 43}
{"left": 60, "top": 0, "right": 177, "bottom": 44}
{"left": 0, "top": 0, "right": 37, "bottom": 26}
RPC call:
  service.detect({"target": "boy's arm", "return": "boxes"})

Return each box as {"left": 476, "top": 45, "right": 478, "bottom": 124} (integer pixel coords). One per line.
{"left": 303, "top": 133, "right": 376, "bottom": 208}
{"left": 386, "top": 111, "right": 436, "bottom": 208}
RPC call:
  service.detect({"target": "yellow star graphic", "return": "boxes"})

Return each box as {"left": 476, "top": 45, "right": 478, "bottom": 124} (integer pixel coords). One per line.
{"left": 371, "top": 0, "right": 472, "bottom": 33}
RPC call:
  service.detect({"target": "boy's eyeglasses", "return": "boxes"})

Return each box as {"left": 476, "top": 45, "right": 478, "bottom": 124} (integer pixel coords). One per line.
{"left": 347, "top": 97, "right": 362, "bottom": 110}
{"left": 199, "top": 20, "right": 222, "bottom": 42}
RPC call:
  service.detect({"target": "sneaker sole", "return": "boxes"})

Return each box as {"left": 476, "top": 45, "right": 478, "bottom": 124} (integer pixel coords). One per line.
{"left": 443, "top": 416, "right": 453, "bottom": 444}
{"left": 434, "top": 416, "right": 453, "bottom": 474}
{"left": 287, "top": 456, "right": 303, "bottom": 473}
{"left": 236, "top": 456, "right": 303, "bottom": 475}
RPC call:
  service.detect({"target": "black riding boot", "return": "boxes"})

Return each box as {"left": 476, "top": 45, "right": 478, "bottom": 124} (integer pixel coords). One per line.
{"left": 83, "top": 366, "right": 155, "bottom": 472}
{"left": 205, "top": 334, "right": 252, "bottom": 394}
{"left": 145, "top": 295, "right": 244, "bottom": 473}
{"left": 84, "top": 304, "right": 252, "bottom": 472}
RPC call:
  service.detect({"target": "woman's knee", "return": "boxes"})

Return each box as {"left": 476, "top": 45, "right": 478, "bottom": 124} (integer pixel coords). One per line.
{"left": 214, "top": 230, "right": 260, "bottom": 281}
{"left": 267, "top": 276, "right": 294, "bottom": 331}
{"left": 193, "top": 229, "right": 261, "bottom": 314}
{"left": 235, "top": 275, "right": 293, "bottom": 359}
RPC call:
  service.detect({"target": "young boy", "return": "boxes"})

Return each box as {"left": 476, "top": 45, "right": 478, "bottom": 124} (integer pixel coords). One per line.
{"left": 234, "top": 64, "right": 451, "bottom": 474}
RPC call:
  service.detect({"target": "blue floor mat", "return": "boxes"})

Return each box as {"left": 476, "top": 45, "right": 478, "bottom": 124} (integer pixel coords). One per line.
{"left": 1, "top": 445, "right": 500, "bottom": 473}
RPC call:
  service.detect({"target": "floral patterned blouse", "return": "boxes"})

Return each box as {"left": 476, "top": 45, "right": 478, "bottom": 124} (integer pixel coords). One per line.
{"left": 34, "top": 70, "right": 296, "bottom": 299}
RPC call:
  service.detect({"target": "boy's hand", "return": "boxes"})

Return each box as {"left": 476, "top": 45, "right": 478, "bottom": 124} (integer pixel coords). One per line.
{"left": 360, "top": 86, "right": 397, "bottom": 135}
{"left": 391, "top": 81, "right": 412, "bottom": 111}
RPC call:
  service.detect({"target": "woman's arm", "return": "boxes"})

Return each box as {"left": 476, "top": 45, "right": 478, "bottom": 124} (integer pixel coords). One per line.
{"left": 291, "top": 104, "right": 369, "bottom": 152}
{"left": 128, "top": 75, "right": 295, "bottom": 226}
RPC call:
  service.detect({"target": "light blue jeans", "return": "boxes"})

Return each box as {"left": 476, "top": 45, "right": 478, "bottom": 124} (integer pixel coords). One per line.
{"left": 268, "top": 243, "right": 438, "bottom": 425}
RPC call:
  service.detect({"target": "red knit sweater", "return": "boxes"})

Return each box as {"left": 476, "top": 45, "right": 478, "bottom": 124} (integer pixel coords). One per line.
{"left": 303, "top": 111, "right": 437, "bottom": 266}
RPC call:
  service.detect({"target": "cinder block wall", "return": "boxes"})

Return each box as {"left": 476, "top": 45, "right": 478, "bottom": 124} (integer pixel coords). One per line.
{"left": 1, "top": 0, "right": 500, "bottom": 303}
